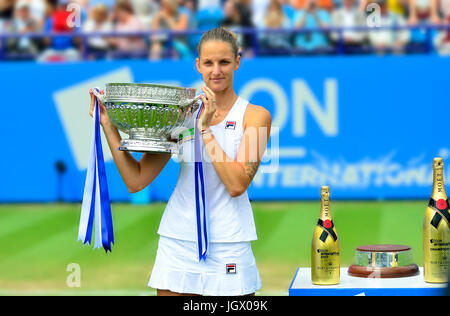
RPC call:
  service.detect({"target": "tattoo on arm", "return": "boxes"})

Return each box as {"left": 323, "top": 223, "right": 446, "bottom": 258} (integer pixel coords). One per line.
{"left": 245, "top": 161, "right": 260, "bottom": 181}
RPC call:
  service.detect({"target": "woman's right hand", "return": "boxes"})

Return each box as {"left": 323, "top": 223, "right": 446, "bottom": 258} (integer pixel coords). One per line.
{"left": 89, "top": 88, "right": 112, "bottom": 128}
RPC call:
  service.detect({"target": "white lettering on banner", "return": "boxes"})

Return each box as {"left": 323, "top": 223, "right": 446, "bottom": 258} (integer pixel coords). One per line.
{"left": 239, "top": 78, "right": 287, "bottom": 136}
{"left": 239, "top": 78, "right": 338, "bottom": 137}
{"left": 292, "top": 79, "right": 338, "bottom": 137}
{"left": 253, "top": 151, "right": 450, "bottom": 189}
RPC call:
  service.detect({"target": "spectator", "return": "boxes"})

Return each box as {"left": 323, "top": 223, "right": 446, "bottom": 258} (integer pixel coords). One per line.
{"left": 0, "top": 0, "right": 14, "bottom": 37}
{"left": 251, "top": 0, "right": 270, "bottom": 27}
{"left": 280, "top": 0, "right": 296, "bottom": 22}
{"left": 258, "top": 0, "right": 292, "bottom": 51}
{"left": 408, "top": 0, "right": 440, "bottom": 51}
{"left": 0, "top": 0, "right": 14, "bottom": 20}
{"left": 331, "top": 0, "right": 367, "bottom": 52}
{"left": 110, "top": 0, "right": 147, "bottom": 57}
{"left": 434, "top": 16, "right": 450, "bottom": 54}
{"left": 25, "top": 0, "right": 47, "bottom": 23}
{"left": 408, "top": 0, "right": 440, "bottom": 24}
{"left": 149, "top": 0, "right": 191, "bottom": 60}
{"left": 183, "top": 0, "right": 196, "bottom": 13}
{"left": 88, "top": 0, "right": 115, "bottom": 11}
{"left": 191, "top": 1, "right": 223, "bottom": 53}
{"left": 367, "top": 0, "right": 410, "bottom": 54}
{"left": 82, "top": 3, "right": 112, "bottom": 59}
{"left": 221, "top": 0, "right": 254, "bottom": 55}
{"left": 130, "top": 0, "right": 159, "bottom": 29}
{"left": 0, "top": 1, "right": 11, "bottom": 34}
{"left": 440, "top": 0, "right": 450, "bottom": 19}
{"left": 178, "top": 0, "right": 195, "bottom": 29}
{"left": 38, "top": 0, "right": 81, "bottom": 62}
{"left": 387, "top": 0, "right": 410, "bottom": 17}
{"left": 178, "top": 0, "right": 198, "bottom": 51}
{"left": 7, "top": 0, "right": 42, "bottom": 56}
{"left": 292, "top": 0, "right": 334, "bottom": 12}
{"left": 293, "top": 0, "right": 331, "bottom": 52}
{"left": 433, "top": 0, "right": 450, "bottom": 54}
{"left": 195, "top": 2, "right": 223, "bottom": 31}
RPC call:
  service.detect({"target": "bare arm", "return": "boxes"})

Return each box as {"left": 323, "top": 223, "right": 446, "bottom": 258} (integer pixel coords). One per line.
{"left": 295, "top": 0, "right": 314, "bottom": 28}
{"left": 89, "top": 89, "right": 171, "bottom": 193}
{"left": 207, "top": 105, "right": 271, "bottom": 196}
{"left": 429, "top": 0, "right": 441, "bottom": 24}
{"left": 198, "top": 88, "right": 272, "bottom": 197}
{"left": 295, "top": 11, "right": 308, "bottom": 28}
{"left": 165, "top": 12, "right": 189, "bottom": 31}
{"left": 408, "top": 0, "right": 418, "bottom": 24}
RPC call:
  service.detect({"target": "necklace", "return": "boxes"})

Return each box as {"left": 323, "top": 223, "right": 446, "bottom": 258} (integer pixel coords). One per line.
{"left": 213, "top": 100, "right": 235, "bottom": 117}
{"left": 211, "top": 95, "right": 238, "bottom": 118}
{"left": 214, "top": 108, "right": 229, "bottom": 118}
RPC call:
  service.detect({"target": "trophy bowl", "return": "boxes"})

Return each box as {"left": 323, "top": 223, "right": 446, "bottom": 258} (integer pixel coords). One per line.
{"left": 93, "top": 83, "right": 200, "bottom": 153}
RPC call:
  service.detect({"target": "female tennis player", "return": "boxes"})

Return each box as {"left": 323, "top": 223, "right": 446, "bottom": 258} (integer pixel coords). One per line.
{"left": 89, "top": 27, "right": 272, "bottom": 296}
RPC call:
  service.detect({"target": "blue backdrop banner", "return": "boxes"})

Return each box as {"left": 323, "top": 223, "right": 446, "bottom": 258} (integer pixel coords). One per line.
{"left": 1, "top": 56, "right": 449, "bottom": 202}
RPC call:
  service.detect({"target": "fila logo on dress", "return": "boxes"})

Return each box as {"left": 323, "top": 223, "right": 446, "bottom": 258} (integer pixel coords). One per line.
{"left": 226, "top": 263, "right": 237, "bottom": 274}
{"left": 225, "top": 121, "right": 236, "bottom": 130}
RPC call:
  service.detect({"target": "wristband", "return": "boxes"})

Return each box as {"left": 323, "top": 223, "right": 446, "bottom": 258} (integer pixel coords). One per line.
{"left": 200, "top": 127, "right": 212, "bottom": 135}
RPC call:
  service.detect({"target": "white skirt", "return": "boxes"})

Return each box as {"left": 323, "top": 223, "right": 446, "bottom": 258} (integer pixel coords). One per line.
{"left": 148, "top": 236, "right": 262, "bottom": 296}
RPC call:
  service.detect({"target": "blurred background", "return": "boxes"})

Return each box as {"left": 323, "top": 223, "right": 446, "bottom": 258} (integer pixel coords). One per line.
{"left": 0, "top": 0, "right": 449, "bottom": 295}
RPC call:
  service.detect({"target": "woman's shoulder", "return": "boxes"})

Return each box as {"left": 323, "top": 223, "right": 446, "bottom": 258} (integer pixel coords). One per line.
{"left": 244, "top": 103, "right": 272, "bottom": 127}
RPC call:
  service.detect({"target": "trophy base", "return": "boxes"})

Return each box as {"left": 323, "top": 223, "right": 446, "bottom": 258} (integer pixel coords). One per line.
{"left": 347, "top": 244, "right": 419, "bottom": 278}
{"left": 348, "top": 264, "right": 420, "bottom": 278}
{"left": 119, "top": 139, "right": 178, "bottom": 154}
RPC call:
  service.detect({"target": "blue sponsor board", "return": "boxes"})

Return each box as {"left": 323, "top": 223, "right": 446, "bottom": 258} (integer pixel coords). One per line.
{"left": 0, "top": 56, "right": 449, "bottom": 202}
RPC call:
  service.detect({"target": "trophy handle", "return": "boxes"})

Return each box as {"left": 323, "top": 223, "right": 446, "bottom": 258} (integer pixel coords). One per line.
{"left": 92, "top": 87, "right": 106, "bottom": 104}
{"left": 181, "top": 94, "right": 202, "bottom": 109}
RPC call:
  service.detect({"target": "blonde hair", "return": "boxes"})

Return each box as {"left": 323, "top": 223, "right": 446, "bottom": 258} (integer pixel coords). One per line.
{"left": 198, "top": 27, "right": 240, "bottom": 58}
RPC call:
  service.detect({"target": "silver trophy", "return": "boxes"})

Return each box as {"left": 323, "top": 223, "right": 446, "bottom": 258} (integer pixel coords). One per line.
{"left": 93, "top": 83, "right": 200, "bottom": 153}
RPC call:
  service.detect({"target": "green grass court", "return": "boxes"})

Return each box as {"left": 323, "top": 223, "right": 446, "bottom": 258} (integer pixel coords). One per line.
{"left": 0, "top": 201, "right": 426, "bottom": 295}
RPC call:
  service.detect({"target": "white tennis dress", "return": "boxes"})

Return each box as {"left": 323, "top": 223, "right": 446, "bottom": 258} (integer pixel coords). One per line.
{"left": 148, "top": 96, "right": 262, "bottom": 295}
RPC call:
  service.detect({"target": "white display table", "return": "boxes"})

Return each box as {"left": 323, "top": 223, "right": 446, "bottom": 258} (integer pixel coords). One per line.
{"left": 289, "top": 267, "right": 447, "bottom": 296}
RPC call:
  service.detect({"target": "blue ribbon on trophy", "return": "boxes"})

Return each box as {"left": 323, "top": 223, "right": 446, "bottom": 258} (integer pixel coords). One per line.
{"left": 78, "top": 88, "right": 114, "bottom": 253}
{"left": 194, "top": 100, "right": 209, "bottom": 261}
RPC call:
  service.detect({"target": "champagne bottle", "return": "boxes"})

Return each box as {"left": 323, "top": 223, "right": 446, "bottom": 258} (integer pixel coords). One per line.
{"left": 423, "top": 158, "right": 450, "bottom": 283}
{"left": 311, "top": 186, "right": 340, "bottom": 285}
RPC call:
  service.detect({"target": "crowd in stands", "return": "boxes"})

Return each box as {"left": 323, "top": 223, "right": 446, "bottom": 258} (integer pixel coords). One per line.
{"left": 0, "top": 0, "right": 449, "bottom": 61}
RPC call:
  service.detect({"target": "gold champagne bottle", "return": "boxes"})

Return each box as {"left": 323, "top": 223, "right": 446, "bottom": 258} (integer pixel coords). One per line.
{"left": 423, "top": 158, "right": 450, "bottom": 283}
{"left": 311, "top": 186, "right": 340, "bottom": 285}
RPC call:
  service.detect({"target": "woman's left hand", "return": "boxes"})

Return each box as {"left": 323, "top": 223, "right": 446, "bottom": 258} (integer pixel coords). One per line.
{"left": 198, "top": 85, "right": 217, "bottom": 130}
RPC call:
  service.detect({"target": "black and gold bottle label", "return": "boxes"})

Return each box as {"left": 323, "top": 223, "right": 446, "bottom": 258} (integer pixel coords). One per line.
{"left": 317, "top": 219, "right": 338, "bottom": 242}
{"left": 428, "top": 198, "right": 450, "bottom": 229}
